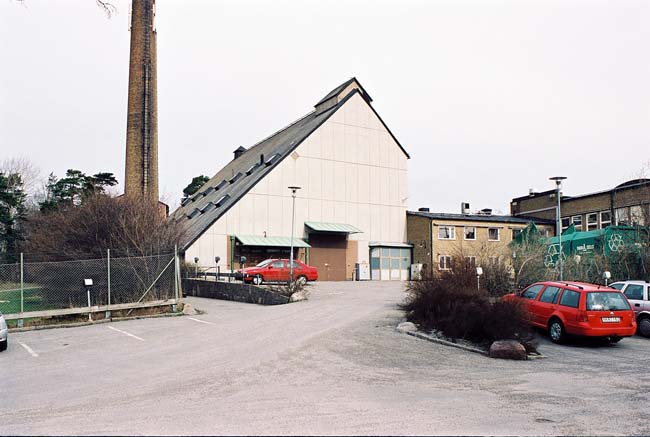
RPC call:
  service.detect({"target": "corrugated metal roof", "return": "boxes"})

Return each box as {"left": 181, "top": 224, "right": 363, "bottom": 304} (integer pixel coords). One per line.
{"left": 305, "top": 222, "right": 362, "bottom": 234}
{"left": 234, "top": 235, "right": 311, "bottom": 248}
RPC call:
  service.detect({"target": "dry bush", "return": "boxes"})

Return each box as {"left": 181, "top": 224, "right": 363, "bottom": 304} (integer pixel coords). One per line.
{"left": 401, "top": 258, "right": 530, "bottom": 346}
{"left": 21, "top": 194, "right": 182, "bottom": 261}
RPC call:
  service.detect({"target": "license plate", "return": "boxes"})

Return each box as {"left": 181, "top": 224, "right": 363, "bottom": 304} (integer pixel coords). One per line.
{"left": 601, "top": 317, "right": 621, "bottom": 323}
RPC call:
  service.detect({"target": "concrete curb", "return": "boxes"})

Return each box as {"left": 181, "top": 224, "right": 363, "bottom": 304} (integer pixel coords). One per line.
{"left": 8, "top": 312, "right": 183, "bottom": 333}
{"left": 407, "top": 331, "right": 489, "bottom": 356}
{"left": 405, "top": 330, "right": 546, "bottom": 360}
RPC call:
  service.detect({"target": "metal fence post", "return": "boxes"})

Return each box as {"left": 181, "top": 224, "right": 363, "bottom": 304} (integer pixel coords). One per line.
{"left": 18, "top": 252, "right": 24, "bottom": 328}
{"left": 106, "top": 249, "right": 111, "bottom": 320}
{"left": 173, "top": 245, "right": 179, "bottom": 312}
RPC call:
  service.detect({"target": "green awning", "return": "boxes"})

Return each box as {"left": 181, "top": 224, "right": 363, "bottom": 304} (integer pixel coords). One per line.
{"left": 305, "top": 222, "right": 362, "bottom": 234}
{"left": 234, "top": 235, "right": 311, "bottom": 248}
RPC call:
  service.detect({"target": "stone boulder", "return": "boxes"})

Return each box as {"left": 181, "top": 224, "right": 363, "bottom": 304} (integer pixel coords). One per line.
{"left": 489, "top": 340, "right": 527, "bottom": 360}
{"left": 396, "top": 322, "right": 418, "bottom": 333}
{"left": 289, "top": 291, "right": 307, "bottom": 302}
{"left": 182, "top": 303, "right": 198, "bottom": 315}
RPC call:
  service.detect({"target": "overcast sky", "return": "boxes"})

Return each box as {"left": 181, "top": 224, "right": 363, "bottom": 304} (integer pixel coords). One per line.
{"left": 1, "top": 0, "right": 648, "bottom": 213}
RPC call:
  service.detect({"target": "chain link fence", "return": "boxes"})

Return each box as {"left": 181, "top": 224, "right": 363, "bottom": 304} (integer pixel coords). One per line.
{"left": 0, "top": 251, "right": 180, "bottom": 323}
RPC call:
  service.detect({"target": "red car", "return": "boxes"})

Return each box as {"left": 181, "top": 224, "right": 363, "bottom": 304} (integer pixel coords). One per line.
{"left": 238, "top": 259, "right": 318, "bottom": 285}
{"left": 504, "top": 281, "right": 637, "bottom": 343}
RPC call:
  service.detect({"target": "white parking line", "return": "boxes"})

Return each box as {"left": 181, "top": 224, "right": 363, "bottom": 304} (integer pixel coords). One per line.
{"left": 186, "top": 317, "right": 214, "bottom": 325}
{"left": 107, "top": 326, "right": 145, "bottom": 341}
{"left": 18, "top": 341, "right": 39, "bottom": 357}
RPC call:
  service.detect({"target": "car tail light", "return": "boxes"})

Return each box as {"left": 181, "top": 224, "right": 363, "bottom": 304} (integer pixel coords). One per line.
{"left": 578, "top": 311, "right": 588, "bottom": 323}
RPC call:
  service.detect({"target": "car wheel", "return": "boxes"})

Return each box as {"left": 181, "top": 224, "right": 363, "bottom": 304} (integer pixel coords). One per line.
{"left": 548, "top": 319, "right": 565, "bottom": 344}
{"left": 638, "top": 316, "right": 650, "bottom": 337}
{"left": 252, "top": 274, "right": 263, "bottom": 286}
{"left": 296, "top": 276, "right": 307, "bottom": 286}
{"left": 0, "top": 340, "right": 7, "bottom": 352}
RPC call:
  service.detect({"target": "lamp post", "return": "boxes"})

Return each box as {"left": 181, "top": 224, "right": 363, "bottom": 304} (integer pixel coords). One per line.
{"left": 550, "top": 176, "right": 567, "bottom": 280}
{"left": 288, "top": 186, "right": 301, "bottom": 284}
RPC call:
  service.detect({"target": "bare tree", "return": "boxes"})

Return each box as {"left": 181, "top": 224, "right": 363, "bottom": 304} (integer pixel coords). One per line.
{"left": 21, "top": 194, "right": 183, "bottom": 261}
{"left": 0, "top": 157, "right": 41, "bottom": 198}
{"left": 14, "top": 0, "right": 117, "bottom": 17}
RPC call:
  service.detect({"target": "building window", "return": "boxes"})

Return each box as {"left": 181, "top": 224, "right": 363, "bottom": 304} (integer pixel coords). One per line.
{"left": 586, "top": 213, "right": 598, "bottom": 231}
{"left": 561, "top": 217, "right": 570, "bottom": 231}
{"left": 489, "top": 256, "right": 500, "bottom": 265}
{"left": 512, "top": 229, "right": 522, "bottom": 240}
{"left": 600, "top": 211, "right": 611, "bottom": 229}
{"left": 439, "top": 255, "right": 452, "bottom": 270}
{"left": 630, "top": 205, "right": 645, "bottom": 226}
{"left": 464, "top": 226, "right": 476, "bottom": 240}
{"left": 465, "top": 256, "right": 477, "bottom": 268}
{"left": 615, "top": 207, "right": 629, "bottom": 225}
{"left": 438, "top": 226, "right": 456, "bottom": 240}
{"left": 488, "top": 228, "right": 500, "bottom": 241}
{"left": 571, "top": 215, "right": 582, "bottom": 231}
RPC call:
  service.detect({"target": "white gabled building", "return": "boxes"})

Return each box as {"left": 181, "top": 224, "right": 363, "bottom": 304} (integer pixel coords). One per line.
{"left": 173, "top": 78, "right": 411, "bottom": 281}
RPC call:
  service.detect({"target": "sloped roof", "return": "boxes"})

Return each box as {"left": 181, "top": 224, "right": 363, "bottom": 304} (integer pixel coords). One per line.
{"left": 174, "top": 78, "right": 407, "bottom": 251}
{"left": 315, "top": 77, "right": 373, "bottom": 106}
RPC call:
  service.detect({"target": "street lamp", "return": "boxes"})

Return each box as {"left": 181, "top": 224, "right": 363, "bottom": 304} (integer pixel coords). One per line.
{"left": 288, "top": 186, "right": 301, "bottom": 284}
{"left": 550, "top": 176, "right": 567, "bottom": 280}
{"left": 475, "top": 266, "right": 483, "bottom": 290}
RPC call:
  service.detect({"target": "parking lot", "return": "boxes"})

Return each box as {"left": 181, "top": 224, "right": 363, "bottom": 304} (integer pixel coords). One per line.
{"left": 2, "top": 280, "right": 650, "bottom": 436}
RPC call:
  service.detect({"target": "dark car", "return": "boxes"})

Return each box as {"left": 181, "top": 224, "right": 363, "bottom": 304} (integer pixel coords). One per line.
{"left": 503, "top": 281, "right": 637, "bottom": 343}
{"left": 237, "top": 259, "right": 318, "bottom": 285}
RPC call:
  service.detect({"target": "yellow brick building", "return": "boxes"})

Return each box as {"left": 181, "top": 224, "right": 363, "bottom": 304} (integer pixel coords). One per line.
{"left": 407, "top": 209, "right": 554, "bottom": 275}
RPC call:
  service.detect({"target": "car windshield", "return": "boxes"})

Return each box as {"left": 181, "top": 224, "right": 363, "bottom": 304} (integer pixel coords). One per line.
{"left": 586, "top": 292, "right": 631, "bottom": 311}
{"left": 256, "top": 259, "right": 274, "bottom": 267}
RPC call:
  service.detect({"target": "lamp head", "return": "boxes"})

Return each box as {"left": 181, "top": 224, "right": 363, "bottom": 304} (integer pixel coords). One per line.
{"left": 549, "top": 176, "right": 567, "bottom": 187}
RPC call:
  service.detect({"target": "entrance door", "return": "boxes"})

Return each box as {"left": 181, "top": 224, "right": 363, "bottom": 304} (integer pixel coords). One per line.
{"left": 308, "top": 233, "right": 347, "bottom": 281}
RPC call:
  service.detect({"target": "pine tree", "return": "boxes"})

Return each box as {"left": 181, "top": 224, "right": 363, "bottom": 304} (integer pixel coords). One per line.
{"left": 0, "top": 172, "right": 27, "bottom": 262}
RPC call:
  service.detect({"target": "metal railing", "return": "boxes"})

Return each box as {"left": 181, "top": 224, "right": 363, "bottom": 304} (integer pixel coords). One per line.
{"left": 0, "top": 249, "right": 181, "bottom": 327}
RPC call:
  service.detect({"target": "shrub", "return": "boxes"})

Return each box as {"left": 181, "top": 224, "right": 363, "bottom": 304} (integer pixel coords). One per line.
{"left": 21, "top": 193, "right": 182, "bottom": 260}
{"left": 401, "top": 262, "right": 530, "bottom": 346}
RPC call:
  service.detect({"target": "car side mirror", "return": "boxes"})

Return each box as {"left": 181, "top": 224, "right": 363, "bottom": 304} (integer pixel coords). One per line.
{"left": 268, "top": 265, "right": 273, "bottom": 269}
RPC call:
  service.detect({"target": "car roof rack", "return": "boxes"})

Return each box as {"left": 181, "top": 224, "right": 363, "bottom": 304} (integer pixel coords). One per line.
{"left": 560, "top": 282, "right": 584, "bottom": 290}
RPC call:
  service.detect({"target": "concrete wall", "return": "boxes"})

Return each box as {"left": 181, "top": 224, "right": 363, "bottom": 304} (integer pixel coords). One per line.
{"left": 182, "top": 279, "right": 289, "bottom": 305}
{"left": 186, "top": 92, "right": 409, "bottom": 271}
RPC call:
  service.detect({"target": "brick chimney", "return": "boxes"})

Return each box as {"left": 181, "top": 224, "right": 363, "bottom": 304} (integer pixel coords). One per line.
{"left": 124, "top": 0, "right": 158, "bottom": 202}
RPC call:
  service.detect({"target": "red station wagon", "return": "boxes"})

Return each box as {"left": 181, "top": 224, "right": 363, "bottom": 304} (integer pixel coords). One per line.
{"left": 237, "top": 259, "right": 318, "bottom": 285}
{"left": 504, "top": 281, "right": 637, "bottom": 343}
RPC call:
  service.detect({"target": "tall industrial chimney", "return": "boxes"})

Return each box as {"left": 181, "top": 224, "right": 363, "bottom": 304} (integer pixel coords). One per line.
{"left": 124, "top": 0, "right": 158, "bottom": 202}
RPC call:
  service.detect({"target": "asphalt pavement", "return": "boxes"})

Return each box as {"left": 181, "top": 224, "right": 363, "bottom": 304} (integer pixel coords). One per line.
{"left": 2, "top": 280, "right": 649, "bottom": 436}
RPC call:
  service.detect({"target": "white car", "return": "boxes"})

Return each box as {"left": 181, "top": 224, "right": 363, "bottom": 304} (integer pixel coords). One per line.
{"left": 0, "top": 312, "right": 7, "bottom": 351}
{"left": 610, "top": 280, "right": 650, "bottom": 337}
